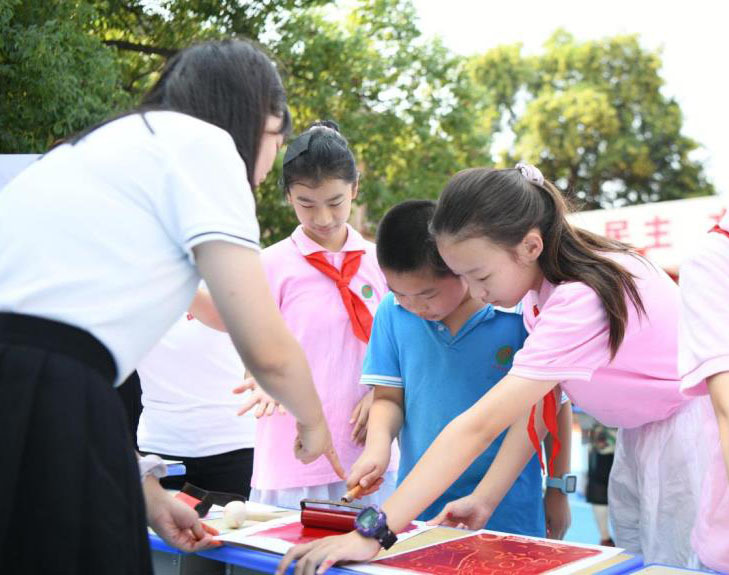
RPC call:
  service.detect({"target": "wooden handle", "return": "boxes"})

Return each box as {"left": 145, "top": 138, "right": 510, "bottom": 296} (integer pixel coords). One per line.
{"left": 341, "top": 484, "right": 364, "bottom": 503}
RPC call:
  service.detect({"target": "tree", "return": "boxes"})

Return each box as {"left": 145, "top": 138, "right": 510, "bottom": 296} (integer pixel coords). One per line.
{"left": 85, "top": 0, "right": 490, "bottom": 242}
{"left": 0, "top": 1, "right": 129, "bottom": 152}
{"left": 1, "top": 0, "right": 489, "bottom": 242}
{"left": 469, "top": 30, "right": 715, "bottom": 209}
{"left": 253, "top": 0, "right": 490, "bottom": 241}
{"left": 2, "top": 2, "right": 715, "bottom": 236}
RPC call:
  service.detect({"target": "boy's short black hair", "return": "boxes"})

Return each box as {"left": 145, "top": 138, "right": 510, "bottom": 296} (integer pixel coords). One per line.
{"left": 376, "top": 200, "right": 452, "bottom": 276}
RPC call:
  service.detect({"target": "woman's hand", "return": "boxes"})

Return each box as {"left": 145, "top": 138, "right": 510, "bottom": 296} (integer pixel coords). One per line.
{"left": 143, "top": 476, "right": 220, "bottom": 552}
{"left": 276, "top": 531, "right": 381, "bottom": 575}
{"left": 295, "top": 417, "right": 346, "bottom": 479}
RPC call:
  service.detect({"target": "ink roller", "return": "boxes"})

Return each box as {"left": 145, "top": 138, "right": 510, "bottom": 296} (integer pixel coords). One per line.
{"left": 300, "top": 498, "right": 365, "bottom": 531}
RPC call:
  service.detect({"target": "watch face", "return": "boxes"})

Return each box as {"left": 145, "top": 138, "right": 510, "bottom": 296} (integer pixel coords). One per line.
{"left": 356, "top": 506, "right": 385, "bottom": 537}
{"left": 565, "top": 475, "right": 577, "bottom": 493}
{"left": 358, "top": 507, "right": 380, "bottom": 529}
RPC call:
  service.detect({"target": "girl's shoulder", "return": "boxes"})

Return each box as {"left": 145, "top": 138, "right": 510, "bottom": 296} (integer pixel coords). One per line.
{"left": 261, "top": 235, "right": 298, "bottom": 265}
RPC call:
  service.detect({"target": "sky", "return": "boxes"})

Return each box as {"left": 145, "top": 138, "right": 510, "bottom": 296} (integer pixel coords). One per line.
{"left": 411, "top": 0, "right": 728, "bottom": 196}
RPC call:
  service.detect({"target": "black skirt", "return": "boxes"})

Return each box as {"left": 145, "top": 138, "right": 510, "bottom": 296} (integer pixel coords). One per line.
{"left": 585, "top": 450, "right": 615, "bottom": 505}
{"left": 0, "top": 313, "right": 152, "bottom": 574}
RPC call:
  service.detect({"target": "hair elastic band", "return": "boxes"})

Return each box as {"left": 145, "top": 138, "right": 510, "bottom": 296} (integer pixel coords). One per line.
{"left": 283, "top": 132, "right": 313, "bottom": 165}
{"left": 282, "top": 122, "right": 339, "bottom": 166}
{"left": 515, "top": 162, "right": 545, "bottom": 186}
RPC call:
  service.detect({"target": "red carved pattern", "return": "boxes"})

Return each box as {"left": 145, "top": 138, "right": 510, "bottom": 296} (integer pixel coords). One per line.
{"left": 377, "top": 533, "right": 601, "bottom": 575}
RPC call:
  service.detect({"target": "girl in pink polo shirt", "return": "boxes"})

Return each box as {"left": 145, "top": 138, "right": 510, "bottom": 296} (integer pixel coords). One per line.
{"left": 277, "top": 165, "right": 708, "bottom": 575}
{"left": 242, "top": 121, "right": 397, "bottom": 508}
{"left": 679, "top": 210, "right": 729, "bottom": 573}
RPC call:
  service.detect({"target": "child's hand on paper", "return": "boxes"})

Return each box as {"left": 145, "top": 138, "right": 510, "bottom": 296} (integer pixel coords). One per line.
{"left": 143, "top": 476, "right": 220, "bottom": 552}
{"left": 349, "top": 389, "right": 374, "bottom": 445}
{"left": 276, "top": 530, "right": 381, "bottom": 575}
{"left": 427, "top": 494, "right": 494, "bottom": 531}
{"left": 347, "top": 446, "right": 389, "bottom": 496}
{"left": 234, "top": 377, "right": 287, "bottom": 417}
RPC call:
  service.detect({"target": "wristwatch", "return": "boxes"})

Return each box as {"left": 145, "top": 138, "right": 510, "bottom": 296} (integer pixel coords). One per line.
{"left": 546, "top": 473, "right": 577, "bottom": 494}
{"left": 354, "top": 506, "right": 397, "bottom": 550}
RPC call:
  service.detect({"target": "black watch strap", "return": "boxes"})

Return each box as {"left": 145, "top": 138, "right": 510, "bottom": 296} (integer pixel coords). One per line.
{"left": 376, "top": 527, "right": 397, "bottom": 550}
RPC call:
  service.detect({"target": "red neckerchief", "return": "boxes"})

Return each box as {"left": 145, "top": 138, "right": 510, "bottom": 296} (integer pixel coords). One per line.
{"left": 710, "top": 224, "right": 729, "bottom": 239}
{"left": 303, "top": 251, "right": 373, "bottom": 343}
{"left": 526, "top": 303, "right": 561, "bottom": 476}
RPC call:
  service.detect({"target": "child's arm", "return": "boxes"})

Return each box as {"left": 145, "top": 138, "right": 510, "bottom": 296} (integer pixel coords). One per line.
{"left": 543, "top": 398, "right": 573, "bottom": 539}
{"left": 189, "top": 288, "right": 227, "bottom": 332}
{"left": 276, "top": 373, "right": 558, "bottom": 575}
{"left": 347, "top": 386, "right": 404, "bottom": 494}
{"left": 350, "top": 389, "right": 375, "bottom": 446}
{"left": 708, "top": 372, "right": 729, "bottom": 478}
{"left": 428, "top": 390, "right": 563, "bottom": 531}
{"left": 193, "top": 241, "right": 344, "bottom": 477}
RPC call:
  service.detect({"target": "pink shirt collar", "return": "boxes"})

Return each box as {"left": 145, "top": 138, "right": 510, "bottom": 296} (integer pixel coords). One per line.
{"left": 290, "top": 224, "right": 368, "bottom": 255}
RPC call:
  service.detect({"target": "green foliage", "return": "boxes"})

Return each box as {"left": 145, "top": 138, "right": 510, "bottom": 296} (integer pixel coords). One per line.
{"left": 1, "top": 3, "right": 714, "bottom": 239}
{"left": 0, "top": 1, "right": 129, "bottom": 152}
{"left": 470, "top": 30, "right": 714, "bottom": 208}
{"left": 254, "top": 0, "right": 490, "bottom": 242}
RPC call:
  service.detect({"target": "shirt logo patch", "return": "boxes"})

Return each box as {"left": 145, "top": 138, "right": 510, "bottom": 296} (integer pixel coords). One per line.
{"left": 495, "top": 345, "right": 514, "bottom": 366}
{"left": 361, "top": 284, "right": 373, "bottom": 299}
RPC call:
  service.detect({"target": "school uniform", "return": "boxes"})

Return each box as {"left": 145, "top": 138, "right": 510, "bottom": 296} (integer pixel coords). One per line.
{"left": 361, "top": 293, "right": 546, "bottom": 536}
{"left": 250, "top": 225, "right": 398, "bottom": 508}
{"left": 0, "top": 111, "right": 260, "bottom": 573}
{"left": 137, "top": 311, "right": 257, "bottom": 497}
{"left": 679, "top": 211, "right": 729, "bottom": 574}
{"left": 511, "top": 251, "right": 707, "bottom": 567}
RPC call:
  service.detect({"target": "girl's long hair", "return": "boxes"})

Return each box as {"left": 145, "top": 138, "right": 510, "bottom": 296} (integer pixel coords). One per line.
{"left": 69, "top": 39, "right": 291, "bottom": 188}
{"left": 431, "top": 167, "right": 645, "bottom": 357}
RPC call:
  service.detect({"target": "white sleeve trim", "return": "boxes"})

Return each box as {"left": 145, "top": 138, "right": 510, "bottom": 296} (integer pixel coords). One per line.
{"left": 360, "top": 374, "right": 403, "bottom": 388}
{"left": 509, "top": 364, "right": 594, "bottom": 383}
{"left": 184, "top": 231, "right": 260, "bottom": 263}
{"left": 681, "top": 355, "right": 729, "bottom": 396}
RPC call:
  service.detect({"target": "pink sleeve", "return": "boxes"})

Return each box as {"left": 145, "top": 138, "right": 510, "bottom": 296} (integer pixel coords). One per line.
{"left": 260, "top": 245, "right": 285, "bottom": 309}
{"left": 679, "top": 234, "right": 729, "bottom": 395}
{"left": 511, "top": 282, "right": 611, "bottom": 382}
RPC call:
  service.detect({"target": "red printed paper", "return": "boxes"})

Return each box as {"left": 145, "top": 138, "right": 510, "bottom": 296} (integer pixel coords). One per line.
{"left": 376, "top": 532, "right": 601, "bottom": 575}
{"left": 253, "top": 522, "right": 344, "bottom": 545}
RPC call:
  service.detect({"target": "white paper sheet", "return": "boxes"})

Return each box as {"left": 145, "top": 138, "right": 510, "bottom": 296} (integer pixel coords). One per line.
{"left": 217, "top": 514, "right": 434, "bottom": 556}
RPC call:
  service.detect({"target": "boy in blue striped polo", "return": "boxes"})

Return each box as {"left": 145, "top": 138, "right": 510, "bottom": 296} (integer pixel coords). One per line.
{"left": 347, "top": 200, "right": 572, "bottom": 538}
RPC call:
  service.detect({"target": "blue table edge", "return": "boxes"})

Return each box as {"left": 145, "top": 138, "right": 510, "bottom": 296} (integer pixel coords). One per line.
{"left": 149, "top": 533, "right": 357, "bottom": 574}
{"left": 149, "top": 533, "right": 644, "bottom": 575}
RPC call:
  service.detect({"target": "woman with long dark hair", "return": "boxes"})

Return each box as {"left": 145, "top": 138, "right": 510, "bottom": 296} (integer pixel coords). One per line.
{"left": 0, "top": 39, "right": 340, "bottom": 574}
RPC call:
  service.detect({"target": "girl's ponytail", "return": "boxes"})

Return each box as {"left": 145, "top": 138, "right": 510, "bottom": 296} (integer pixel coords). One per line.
{"left": 431, "top": 166, "right": 645, "bottom": 357}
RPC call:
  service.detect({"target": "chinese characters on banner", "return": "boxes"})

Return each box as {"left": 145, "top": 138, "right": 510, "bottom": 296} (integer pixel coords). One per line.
{"left": 569, "top": 196, "right": 728, "bottom": 271}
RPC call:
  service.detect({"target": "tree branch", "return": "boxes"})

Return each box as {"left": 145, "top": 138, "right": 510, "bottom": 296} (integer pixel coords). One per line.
{"left": 103, "top": 40, "right": 177, "bottom": 58}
